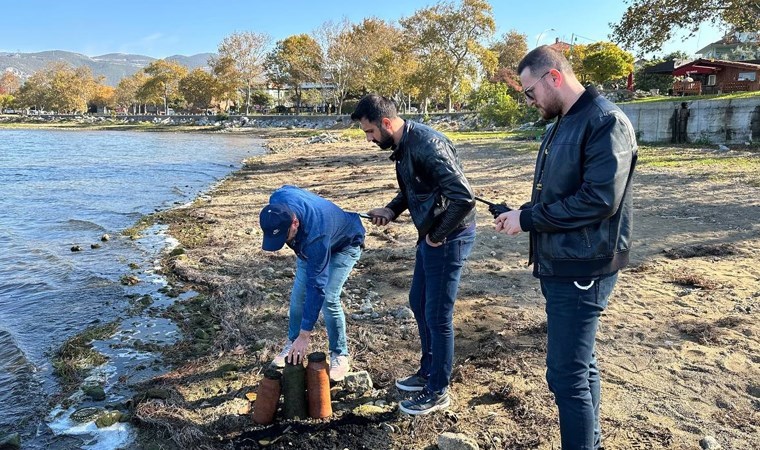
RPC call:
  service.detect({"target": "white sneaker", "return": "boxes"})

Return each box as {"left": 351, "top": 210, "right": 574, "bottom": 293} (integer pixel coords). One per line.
{"left": 272, "top": 340, "right": 293, "bottom": 368}
{"left": 329, "top": 352, "right": 350, "bottom": 382}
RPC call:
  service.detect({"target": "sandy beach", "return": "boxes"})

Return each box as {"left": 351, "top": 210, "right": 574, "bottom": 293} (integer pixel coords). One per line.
{"left": 133, "top": 128, "right": 759, "bottom": 450}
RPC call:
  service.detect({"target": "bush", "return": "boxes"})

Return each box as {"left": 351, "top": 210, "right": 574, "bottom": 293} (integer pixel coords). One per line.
{"left": 340, "top": 99, "right": 359, "bottom": 115}
{"left": 469, "top": 81, "right": 521, "bottom": 127}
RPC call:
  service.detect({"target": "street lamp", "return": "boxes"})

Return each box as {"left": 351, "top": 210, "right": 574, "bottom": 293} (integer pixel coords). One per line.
{"left": 535, "top": 28, "right": 555, "bottom": 48}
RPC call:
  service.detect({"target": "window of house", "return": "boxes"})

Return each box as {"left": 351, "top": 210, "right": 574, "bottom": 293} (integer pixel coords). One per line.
{"left": 707, "top": 74, "right": 717, "bottom": 86}
{"left": 738, "top": 72, "right": 757, "bottom": 81}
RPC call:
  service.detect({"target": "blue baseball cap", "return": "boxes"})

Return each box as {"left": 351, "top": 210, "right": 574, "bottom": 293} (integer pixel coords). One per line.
{"left": 259, "top": 204, "right": 294, "bottom": 251}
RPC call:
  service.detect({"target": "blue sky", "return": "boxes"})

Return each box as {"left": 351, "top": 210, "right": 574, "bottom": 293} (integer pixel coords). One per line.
{"left": 0, "top": 0, "right": 723, "bottom": 58}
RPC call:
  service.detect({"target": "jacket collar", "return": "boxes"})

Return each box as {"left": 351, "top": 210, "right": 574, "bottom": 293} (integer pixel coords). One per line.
{"left": 389, "top": 120, "right": 411, "bottom": 161}
{"left": 565, "top": 85, "right": 600, "bottom": 117}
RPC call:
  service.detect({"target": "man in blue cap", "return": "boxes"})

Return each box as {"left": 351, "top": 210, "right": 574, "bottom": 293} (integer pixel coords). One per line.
{"left": 260, "top": 185, "right": 365, "bottom": 382}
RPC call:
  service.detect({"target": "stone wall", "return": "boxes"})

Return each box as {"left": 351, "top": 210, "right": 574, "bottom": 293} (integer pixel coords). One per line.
{"left": 618, "top": 97, "right": 760, "bottom": 144}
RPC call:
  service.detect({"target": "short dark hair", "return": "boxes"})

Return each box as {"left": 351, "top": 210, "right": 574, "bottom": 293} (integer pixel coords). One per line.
{"left": 517, "top": 45, "right": 574, "bottom": 78}
{"left": 350, "top": 94, "right": 398, "bottom": 124}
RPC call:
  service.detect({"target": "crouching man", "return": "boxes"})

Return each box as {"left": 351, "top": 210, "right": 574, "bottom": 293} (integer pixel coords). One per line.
{"left": 260, "top": 185, "right": 365, "bottom": 382}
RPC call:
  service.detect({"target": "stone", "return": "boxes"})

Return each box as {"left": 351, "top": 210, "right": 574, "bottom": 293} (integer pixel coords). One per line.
{"left": 0, "top": 432, "right": 21, "bottom": 449}
{"left": 70, "top": 407, "right": 103, "bottom": 423}
{"left": 101, "top": 234, "right": 110, "bottom": 242}
{"left": 699, "top": 436, "right": 722, "bottom": 449}
{"left": 82, "top": 384, "right": 106, "bottom": 401}
{"left": 393, "top": 307, "right": 414, "bottom": 320}
{"left": 343, "top": 370, "right": 373, "bottom": 394}
{"left": 95, "top": 410, "right": 123, "bottom": 428}
{"left": 438, "top": 432, "right": 479, "bottom": 450}
{"left": 351, "top": 404, "right": 387, "bottom": 418}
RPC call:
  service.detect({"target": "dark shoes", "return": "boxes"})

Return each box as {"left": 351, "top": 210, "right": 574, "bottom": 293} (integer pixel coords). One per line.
{"left": 398, "top": 387, "right": 450, "bottom": 415}
{"left": 395, "top": 373, "right": 427, "bottom": 392}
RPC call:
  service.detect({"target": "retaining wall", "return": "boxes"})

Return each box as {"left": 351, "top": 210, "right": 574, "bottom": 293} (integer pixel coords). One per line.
{"left": 618, "top": 97, "right": 760, "bottom": 144}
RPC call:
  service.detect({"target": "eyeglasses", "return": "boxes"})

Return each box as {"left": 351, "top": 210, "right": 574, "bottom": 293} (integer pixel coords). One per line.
{"left": 523, "top": 71, "right": 551, "bottom": 100}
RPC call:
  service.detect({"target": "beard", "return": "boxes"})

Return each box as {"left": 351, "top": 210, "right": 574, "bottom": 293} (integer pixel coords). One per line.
{"left": 539, "top": 94, "right": 563, "bottom": 121}
{"left": 373, "top": 128, "right": 395, "bottom": 150}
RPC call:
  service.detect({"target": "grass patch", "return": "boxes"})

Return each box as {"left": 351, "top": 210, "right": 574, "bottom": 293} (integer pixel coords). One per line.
{"left": 668, "top": 271, "right": 721, "bottom": 290}
{"left": 637, "top": 146, "right": 760, "bottom": 170}
{"left": 122, "top": 214, "right": 157, "bottom": 240}
{"left": 621, "top": 90, "right": 760, "bottom": 105}
{"left": 675, "top": 316, "right": 744, "bottom": 345}
{"left": 663, "top": 243, "right": 739, "bottom": 259}
{"left": 340, "top": 125, "right": 543, "bottom": 143}
{"left": 53, "top": 321, "right": 119, "bottom": 387}
{"left": 341, "top": 127, "right": 365, "bottom": 140}
{"left": 447, "top": 129, "right": 542, "bottom": 141}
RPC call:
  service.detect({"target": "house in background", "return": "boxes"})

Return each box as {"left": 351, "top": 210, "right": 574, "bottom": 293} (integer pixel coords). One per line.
{"left": 696, "top": 32, "right": 760, "bottom": 61}
{"left": 671, "top": 59, "right": 760, "bottom": 95}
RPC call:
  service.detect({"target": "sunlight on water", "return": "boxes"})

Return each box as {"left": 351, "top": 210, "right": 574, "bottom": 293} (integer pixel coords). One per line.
{"left": 0, "top": 129, "right": 263, "bottom": 448}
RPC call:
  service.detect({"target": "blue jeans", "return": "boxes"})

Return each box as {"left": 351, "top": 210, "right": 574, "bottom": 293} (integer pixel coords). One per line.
{"left": 409, "top": 227, "right": 475, "bottom": 392}
{"left": 541, "top": 273, "right": 618, "bottom": 450}
{"left": 287, "top": 245, "right": 362, "bottom": 356}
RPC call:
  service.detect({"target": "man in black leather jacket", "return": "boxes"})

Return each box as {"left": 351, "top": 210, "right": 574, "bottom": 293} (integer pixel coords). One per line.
{"left": 495, "top": 47, "right": 637, "bottom": 449}
{"left": 351, "top": 94, "right": 476, "bottom": 415}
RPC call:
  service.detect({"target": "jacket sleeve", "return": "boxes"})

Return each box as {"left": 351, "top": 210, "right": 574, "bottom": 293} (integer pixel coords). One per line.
{"left": 526, "top": 112, "right": 635, "bottom": 232}
{"left": 300, "top": 237, "right": 330, "bottom": 332}
{"left": 385, "top": 190, "right": 407, "bottom": 219}
{"left": 423, "top": 140, "right": 475, "bottom": 242}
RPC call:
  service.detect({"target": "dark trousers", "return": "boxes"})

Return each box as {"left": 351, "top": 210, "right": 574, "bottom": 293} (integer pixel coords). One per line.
{"left": 409, "top": 228, "right": 475, "bottom": 392}
{"left": 541, "top": 273, "right": 618, "bottom": 450}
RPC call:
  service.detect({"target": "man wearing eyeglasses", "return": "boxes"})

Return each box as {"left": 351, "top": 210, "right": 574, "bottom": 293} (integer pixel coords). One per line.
{"left": 494, "top": 46, "right": 637, "bottom": 450}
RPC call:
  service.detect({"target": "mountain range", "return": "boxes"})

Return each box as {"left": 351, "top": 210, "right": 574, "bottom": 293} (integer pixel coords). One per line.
{"left": 0, "top": 50, "right": 214, "bottom": 86}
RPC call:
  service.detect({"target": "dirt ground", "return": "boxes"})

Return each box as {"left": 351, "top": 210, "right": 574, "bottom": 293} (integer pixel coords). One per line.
{"left": 134, "top": 129, "right": 759, "bottom": 450}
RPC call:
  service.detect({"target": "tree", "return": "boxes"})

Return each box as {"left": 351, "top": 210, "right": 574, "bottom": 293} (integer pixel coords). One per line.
{"left": 633, "top": 59, "right": 674, "bottom": 93}
{"left": 16, "top": 63, "right": 99, "bottom": 113}
{"left": 140, "top": 59, "right": 187, "bottom": 114}
{"left": 313, "top": 18, "right": 361, "bottom": 114}
{"left": 0, "top": 94, "right": 14, "bottom": 111}
{"left": 90, "top": 84, "right": 115, "bottom": 112}
{"left": 579, "top": 42, "right": 634, "bottom": 86}
{"left": 491, "top": 30, "right": 528, "bottom": 72}
{"left": 210, "top": 55, "right": 242, "bottom": 112}
{"left": 265, "top": 34, "right": 323, "bottom": 111}
{"left": 179, "top": 68, "right": 217, "bottom": 111}
{"left": 401, "top": 0, "right": 496, "bottom": 112}
{"left": 212, "top": 31, "right": 271, "bottom": 114}
{"left": 566, "top": 43, "right": 590, "bottom": 82}
{"left": 115, "top": 72, "right": 148, "bottom": 114}
{"left": 633, "top": 51, "right": 688, "bottom": 93}
{"left": 16, "top": 69, "right": 52, "bottom": 111}
{"left": 0, "top": 71, "right": 21, "bottom": 95}
{"left": 610, "top": 0, "right": 759, "bottom": 54}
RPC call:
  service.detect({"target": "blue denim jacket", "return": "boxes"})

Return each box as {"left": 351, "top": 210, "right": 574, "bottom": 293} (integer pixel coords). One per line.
{"left": 269, "top": 185, "right": 365, "bottom": 331}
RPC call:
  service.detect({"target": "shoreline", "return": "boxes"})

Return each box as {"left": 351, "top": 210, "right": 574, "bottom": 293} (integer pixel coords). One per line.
{"left": 43, "top": 128, "right": 760, "bottom": 449}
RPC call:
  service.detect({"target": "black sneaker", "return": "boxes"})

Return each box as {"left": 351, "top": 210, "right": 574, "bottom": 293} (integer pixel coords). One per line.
{"left": 395, "top": 373, "right": 427, "bottom": 392}
{"left": 398, "top": 387, "right": 450, "bottom": 415}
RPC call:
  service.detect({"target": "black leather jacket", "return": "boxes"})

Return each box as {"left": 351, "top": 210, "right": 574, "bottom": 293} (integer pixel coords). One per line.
{"left": 386, "top": 121, "right": 475, "bottom": 242}
{"left": 518, "top": 87, "right": 637, "bottom": 279}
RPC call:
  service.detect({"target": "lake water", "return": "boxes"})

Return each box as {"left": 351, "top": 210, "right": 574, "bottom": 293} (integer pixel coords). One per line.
{"left": 0, "top": 129, "right": 264, "bottom": 448}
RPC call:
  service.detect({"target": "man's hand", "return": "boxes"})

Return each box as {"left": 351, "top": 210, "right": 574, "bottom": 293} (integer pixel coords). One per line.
{"left": 287, "top": 330, "right": 311, "bottom": 364}
{"left": 494, "top": 210, "right": 524, "bottom": 236}
{"left": 488, "top": 203, "right": 511, "bottom": 218}
{"left": 425, "top": 234, "right": 443, "bottom": 247}
{"left": 368, "top": 207, "right": 394, "bottom": 226}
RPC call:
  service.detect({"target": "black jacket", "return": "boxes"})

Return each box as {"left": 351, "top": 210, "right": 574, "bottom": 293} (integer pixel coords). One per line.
{"left": 386, "top": 121, "right": 475, "bottom": 242}
{"left": 519, "top": 87, "right": 637, "bottom": 279}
